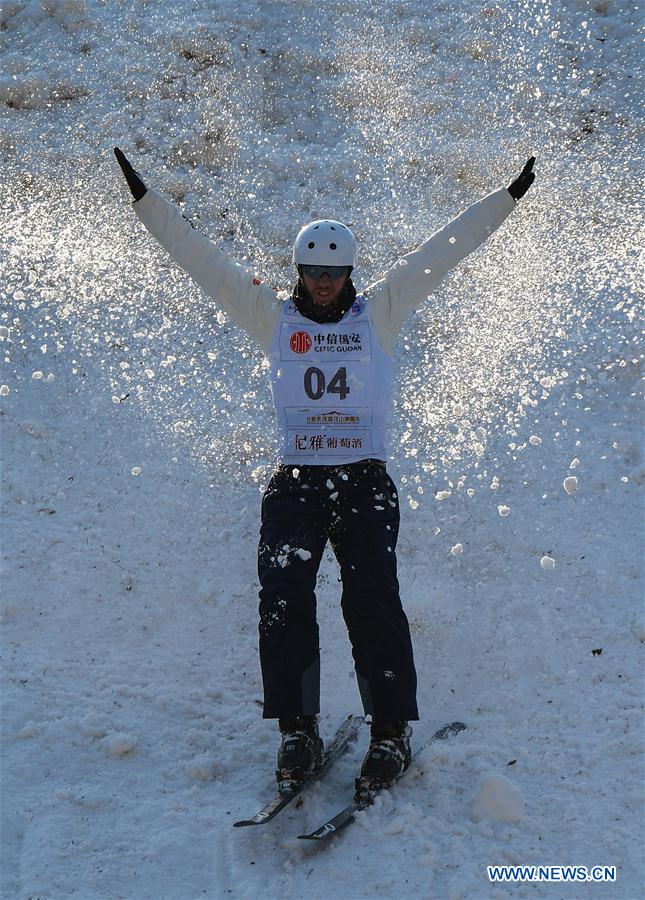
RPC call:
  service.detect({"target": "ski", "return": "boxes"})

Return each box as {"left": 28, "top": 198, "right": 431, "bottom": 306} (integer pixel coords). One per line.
{"left": 233, "top": 714, "right": 364, "bottom": 828}
{"left": 297, "top": 720, "right": 467, "bottom": 841}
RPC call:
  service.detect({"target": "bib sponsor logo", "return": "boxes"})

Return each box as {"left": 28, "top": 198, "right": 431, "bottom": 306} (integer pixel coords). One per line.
{"left": 306, "top": 411, "right": 360, "bottom": 425}
{"left": 290, "top": 331, "right": 312, "bottom": 354}
{"left": 294, "top": 434, "right": 365, "bottom": 452}
{"left": 313, "top": 332, "right": 363, "bottom": 353}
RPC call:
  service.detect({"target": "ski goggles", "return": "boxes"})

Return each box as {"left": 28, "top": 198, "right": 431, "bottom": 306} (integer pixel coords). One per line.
{"left": 299, "top": 264, "right": 350, "bottom": 280}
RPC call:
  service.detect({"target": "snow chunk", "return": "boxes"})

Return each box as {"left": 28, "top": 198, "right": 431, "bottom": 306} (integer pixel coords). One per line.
{"left": 632, "top": 622, "right": 645, "bottom": 644}
{"left": 540, "top": 555, "right": 556, "bottom": 570}
{"left": 79, "top": 712, "right": 108, "bottom": 738}
{"left": 435, "top": 490, "right": 451, "bottom": 501}
{"left": 563, "top": 476, "right": 578, "bottom": 495}
{"left": 383, "top": 815, "right": 405, "bottom": 835}
{"left": 17, "top": 721, "right": 41, "bottom": 740}
{"left": 277, "top": 544, "right": 311, "bottom": 566}
{"left": 470, "top": 774, "right": 525, "bottom": 823}
{"left": 100, "top": 732, "right": 137, "bottom": 757}
{"left": 185, "top": 754, "right": 220, "bottom": 781}
{"left": 450, "top": 543, "right": 463, "bottom": 556}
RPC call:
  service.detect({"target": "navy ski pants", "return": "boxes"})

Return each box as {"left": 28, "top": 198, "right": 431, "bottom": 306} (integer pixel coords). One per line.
{"left": 258, "top": 459, "right": 418, "bottom": 723}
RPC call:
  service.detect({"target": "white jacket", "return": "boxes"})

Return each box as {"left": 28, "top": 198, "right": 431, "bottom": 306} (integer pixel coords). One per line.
{"left": 134, "top": 186, "right": 515, "bottom": 355}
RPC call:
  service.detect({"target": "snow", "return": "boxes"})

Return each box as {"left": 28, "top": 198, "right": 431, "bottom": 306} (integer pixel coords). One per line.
{"left": 563, "top": 474, "right": 578, "bottom": 494}
{"left": 100, "top": 732, "right": 138, "bottom": 758}
{"left": 1, "top": 0, "right": 643, "bottom": 898}
{"left": 470, "top": 775, "right": 525, "bottom": 825}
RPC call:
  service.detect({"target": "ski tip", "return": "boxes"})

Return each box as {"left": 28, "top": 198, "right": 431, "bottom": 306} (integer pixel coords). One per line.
{"left": 233, "top": 818, "right": 268, "bottom": 828}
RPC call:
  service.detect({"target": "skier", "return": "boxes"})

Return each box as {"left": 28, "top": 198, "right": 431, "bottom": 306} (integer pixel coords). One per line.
{"left": 114, "top": 147, "right": 535, "bottom": 790}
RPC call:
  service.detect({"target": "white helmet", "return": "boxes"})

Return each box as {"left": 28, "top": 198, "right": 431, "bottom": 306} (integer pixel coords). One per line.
{"left": 293, "top": 219, "right": 356, "bottom": 268}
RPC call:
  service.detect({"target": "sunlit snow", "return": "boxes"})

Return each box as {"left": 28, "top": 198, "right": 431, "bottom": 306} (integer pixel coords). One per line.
{"left": 1, "top": 1, "right": 642, "bottom": 898}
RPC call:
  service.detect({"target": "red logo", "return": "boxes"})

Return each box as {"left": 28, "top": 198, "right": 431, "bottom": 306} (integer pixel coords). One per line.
{"left": 290, "top": 331, "right": 312, "bottom": 354}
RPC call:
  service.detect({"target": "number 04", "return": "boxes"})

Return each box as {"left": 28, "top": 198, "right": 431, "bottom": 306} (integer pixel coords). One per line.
{"left": 304, "top": 366, "right": 350, "bottom": 401}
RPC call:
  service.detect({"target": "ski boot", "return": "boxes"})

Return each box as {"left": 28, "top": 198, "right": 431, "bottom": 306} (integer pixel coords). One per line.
{"left": 276, "top": 715, "right": 324, "bottom": 793}
{"left": 356, "top": 721, "right": 412, "bottom": 797}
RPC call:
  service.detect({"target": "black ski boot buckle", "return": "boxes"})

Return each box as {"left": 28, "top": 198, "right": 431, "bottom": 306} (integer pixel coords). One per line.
{"left": 354, "top": 774, "right": 381, "bottom": 803}
{"left": 276, "top": 768, "right": 305, "bottom": 795}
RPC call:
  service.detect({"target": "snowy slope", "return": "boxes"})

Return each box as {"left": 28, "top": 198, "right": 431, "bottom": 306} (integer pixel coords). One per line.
{"left": 1, "top": 1, "right": 642, "bottom": 898}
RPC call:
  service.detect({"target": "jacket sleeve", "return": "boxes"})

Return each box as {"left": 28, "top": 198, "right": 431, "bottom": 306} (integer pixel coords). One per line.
{"left": 365, "top": 187, "right": 516, "bottom": 352}
{"left": 133, "top": 189, "right": 280, "bottom": 352}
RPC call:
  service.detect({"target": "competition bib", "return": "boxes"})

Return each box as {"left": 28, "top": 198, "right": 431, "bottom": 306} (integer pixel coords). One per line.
{"left": 268, "top": 296, "right": 393, "bottom": 464}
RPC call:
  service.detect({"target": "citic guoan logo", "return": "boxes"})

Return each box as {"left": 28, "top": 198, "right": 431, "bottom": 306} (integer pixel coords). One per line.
{"left": 290, "top": 331, "right": 312, "bottom": 354}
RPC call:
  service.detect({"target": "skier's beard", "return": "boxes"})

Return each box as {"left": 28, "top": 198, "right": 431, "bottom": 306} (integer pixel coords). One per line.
{"left": 292, "top": 277, "right": 357, "bottom": 324}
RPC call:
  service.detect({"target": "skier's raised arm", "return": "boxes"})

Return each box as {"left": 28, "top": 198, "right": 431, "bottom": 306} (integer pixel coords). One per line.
{"left": 365, "top": 157, "right": 536, "bottom": 351}
{"left": 114, "top": 147, "right": 280, "bottom": 352}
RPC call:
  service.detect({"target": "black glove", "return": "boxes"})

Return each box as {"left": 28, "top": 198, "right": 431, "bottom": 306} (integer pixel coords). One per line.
{"left": 114, "top": 147, "right": 147, "bottom": 202}
{"left": 508, "top": 156, "right": 535, "bottom": 201}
